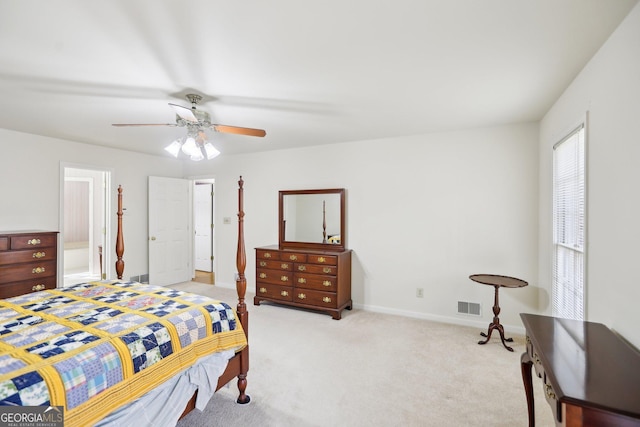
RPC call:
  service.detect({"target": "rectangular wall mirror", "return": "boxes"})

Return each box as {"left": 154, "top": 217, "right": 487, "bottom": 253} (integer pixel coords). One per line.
{"left": 279, "top": 188, "right": 345, "bottom": 251}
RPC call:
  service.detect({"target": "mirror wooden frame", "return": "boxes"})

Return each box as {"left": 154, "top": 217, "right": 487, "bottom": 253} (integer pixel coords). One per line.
{"left": 279, "top": 188, "right": 345, "bottom": 251}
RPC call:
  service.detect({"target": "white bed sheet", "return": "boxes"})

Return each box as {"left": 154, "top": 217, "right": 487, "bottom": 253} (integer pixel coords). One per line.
{"left": 95, "top": 349, "right": 235, "bottom": 427}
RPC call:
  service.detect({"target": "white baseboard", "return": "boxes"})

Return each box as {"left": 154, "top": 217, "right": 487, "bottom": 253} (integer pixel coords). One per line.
{"left": 352, "top": 302, "right": 526, "bottom": 335}
{"left": 218, "top": 280, "right": 526, "bottom": 335}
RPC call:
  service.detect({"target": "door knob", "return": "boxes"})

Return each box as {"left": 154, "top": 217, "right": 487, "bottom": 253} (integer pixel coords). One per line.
{"left": 150, "top": 236, "right": 156, "bottom": 241}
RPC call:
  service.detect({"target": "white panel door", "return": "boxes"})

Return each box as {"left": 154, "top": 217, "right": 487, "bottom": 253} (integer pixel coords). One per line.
{"left": 194, "top": 183, "right": 213, "bottom": 272}
{"left": 148, "top": 176, "right": 192, "bottom": 286}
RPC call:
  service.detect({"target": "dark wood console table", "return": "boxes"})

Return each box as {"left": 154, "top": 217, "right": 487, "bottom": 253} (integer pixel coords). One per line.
{"left": 520, "top": 314, "right": 640, "bottom": 427}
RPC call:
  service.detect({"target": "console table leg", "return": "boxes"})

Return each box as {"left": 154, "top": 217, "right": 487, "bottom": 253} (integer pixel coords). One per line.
{"left": 521, "top": 352, "right": 535, "bottom": 427}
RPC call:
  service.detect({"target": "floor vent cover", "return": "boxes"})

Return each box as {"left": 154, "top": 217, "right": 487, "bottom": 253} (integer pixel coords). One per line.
{"left": 458, "top": 301, "right": 481, "bottom": 316}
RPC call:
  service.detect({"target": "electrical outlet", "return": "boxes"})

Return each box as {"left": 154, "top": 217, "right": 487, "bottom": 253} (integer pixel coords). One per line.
{"left": 416, "top": 288, "right": 424, "bottom": 298}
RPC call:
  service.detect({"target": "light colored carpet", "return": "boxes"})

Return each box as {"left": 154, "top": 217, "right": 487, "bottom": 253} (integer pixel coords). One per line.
{"left": 173, "top": 282, "right": 555, "bottom": 427}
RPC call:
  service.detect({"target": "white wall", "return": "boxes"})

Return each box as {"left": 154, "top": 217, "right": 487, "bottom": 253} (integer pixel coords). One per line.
{"left": 0, "top": 129, "right": 186, "bottom": 281}
{"left": 539, "top": 3, "right": 640, "bottom": 348}
{"left": 189, "top": 122, "right": 540, "bottom": 331}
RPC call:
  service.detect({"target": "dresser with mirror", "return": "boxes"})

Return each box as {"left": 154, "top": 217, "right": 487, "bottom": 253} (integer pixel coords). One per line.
{"left": 254, "top": 188, "right": 352, "bottom": 319}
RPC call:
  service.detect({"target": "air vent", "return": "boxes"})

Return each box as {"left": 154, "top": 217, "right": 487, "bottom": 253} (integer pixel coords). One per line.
{"left": 129, "top": 274, "right": 149, "bottom": 283}
{"left": 458, "top": 301, "right": 481, "bottom": 316}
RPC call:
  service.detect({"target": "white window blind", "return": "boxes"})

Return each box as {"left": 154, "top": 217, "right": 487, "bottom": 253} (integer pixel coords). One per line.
{"left": 552, "top": 125, "right": 585, "bottom": 320}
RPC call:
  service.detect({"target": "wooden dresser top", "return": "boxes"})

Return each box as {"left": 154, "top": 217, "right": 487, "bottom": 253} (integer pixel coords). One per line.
{"left": 0, "top": 230, "right": 58, "bottom": 235}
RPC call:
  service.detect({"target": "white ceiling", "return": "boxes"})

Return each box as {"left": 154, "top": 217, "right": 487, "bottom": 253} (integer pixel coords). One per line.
{"left": 0, "top": 0, "right": 637, "bottom": 157}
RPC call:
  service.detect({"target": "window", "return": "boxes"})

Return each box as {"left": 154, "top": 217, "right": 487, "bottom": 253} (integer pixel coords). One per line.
{"left": 552, "top": 125, "right": 586, "bottom": 320}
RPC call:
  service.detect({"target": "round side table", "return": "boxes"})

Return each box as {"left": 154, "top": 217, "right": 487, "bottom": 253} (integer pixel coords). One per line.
{"left": 469, "top": 274, "right": 528, "bottom": 352}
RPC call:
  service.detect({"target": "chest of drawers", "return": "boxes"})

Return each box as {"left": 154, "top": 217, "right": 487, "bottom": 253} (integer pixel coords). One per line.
{"left": 254, "top": 245, "right": 352, "bottom": 319}
{"left": 0, "top": 231, "right": 59, "bottom": 298}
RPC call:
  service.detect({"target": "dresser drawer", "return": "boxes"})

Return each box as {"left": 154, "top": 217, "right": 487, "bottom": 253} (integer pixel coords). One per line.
{"left": 295, "top": 263, "right": 337, "bottom": 275}
{"left": 10, "top": 234, "right": 57, "bottom": 250}
{"left": 0, "top": 237, "right": 8, "bottom": 251}
{"left": 256, "top": 283, "right": 293, "bottom": 302}
{"left": 0, "top": 276, "right": 57, "bottom": 299}
{"left": 293, "top": 289, "right": 337, "bottom": 308}
{"left": 281, "top": 252, "right": 307, "bottom": 263}
{"left": 0, "top": 248, "right": 57, "bottom": 266}
{"left": 257, "top": 259, "right": 293, "bottom": 271}
{"left": 0, "top": 260, "right": 57, "bottom": 283}
{"left": 256, "top": 249, "right": 280, "bottom": 261}
{"left": 307, "top": 254, "right": 337, "bottom": 265}
{"left": 257, "top": 269, "right": 293, "bottom": 286}
{"left": 294, "top": 273, "right": 336, "bottom": 291}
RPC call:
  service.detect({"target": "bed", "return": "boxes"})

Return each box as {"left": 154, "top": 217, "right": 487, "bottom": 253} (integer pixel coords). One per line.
{"left": 0, "top": 177, "right": 250, "bottom": 426}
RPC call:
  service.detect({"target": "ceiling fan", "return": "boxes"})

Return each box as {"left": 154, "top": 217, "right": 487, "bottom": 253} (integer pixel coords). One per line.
{"left": 112, "top": 94, "right": 266, "bottom": 160}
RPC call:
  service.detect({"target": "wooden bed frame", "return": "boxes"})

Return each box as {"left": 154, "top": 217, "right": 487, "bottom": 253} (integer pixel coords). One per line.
{"left": 113, "top": 177, "right": 250, "bottom": 420}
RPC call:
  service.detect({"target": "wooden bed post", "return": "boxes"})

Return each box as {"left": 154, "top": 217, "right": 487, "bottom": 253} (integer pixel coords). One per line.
{"left": 236, "top": 176, "right": 250, "bottom": 404}
{"left": 116, "top": 185, "right": 125, "bottom": 280}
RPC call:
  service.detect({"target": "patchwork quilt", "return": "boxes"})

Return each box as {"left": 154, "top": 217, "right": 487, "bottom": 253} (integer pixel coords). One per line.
{"left": 0, "top": 281, "right": 247, "bottom": 426}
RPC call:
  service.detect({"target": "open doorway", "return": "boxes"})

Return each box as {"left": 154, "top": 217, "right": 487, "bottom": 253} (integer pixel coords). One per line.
{"left": 61, "top": 166, "right": 110, "bottom": 286}
{"left": 193, "top": 179, "right": 215, "bottom": 284}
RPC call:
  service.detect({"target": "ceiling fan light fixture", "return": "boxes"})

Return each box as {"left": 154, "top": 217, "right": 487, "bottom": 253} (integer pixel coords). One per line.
{"left": 203, "top": 142, "right": 220, "bottom": 160}
{"left": 181, "top": 136, "right": 199, "bottom": 157}
{"left": 164, "top": 139, "right": 182, "bottom": 158}
{"left": 114, "top": 93, "right": 265, "bottom": 161}
{"left": 190, "top": 151, "right": 204, "bottom": 161}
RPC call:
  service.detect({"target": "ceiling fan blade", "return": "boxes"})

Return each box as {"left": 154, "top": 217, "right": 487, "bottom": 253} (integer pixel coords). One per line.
{"left": 212, "top": 124, "right": 266, "bottom": 137}
{"left": 169, "top": 103, "right": 198, "bottom": 123}
{"left": 112, "top": 123, "right": 177, "bottom": 127}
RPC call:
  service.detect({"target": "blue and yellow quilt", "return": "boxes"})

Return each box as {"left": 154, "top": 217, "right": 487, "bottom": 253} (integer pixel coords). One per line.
{"left": 0, "top": 280, "right": 247, "bottom": 426}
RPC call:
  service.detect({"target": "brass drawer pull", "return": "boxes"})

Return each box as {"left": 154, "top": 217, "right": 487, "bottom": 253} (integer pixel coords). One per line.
{"left": 298, "top": 278, "right": 306, "bottom": 284}
{"left": 27, "top": 238, "right": 41, "bottom": 245}
{"left": 297, "top": 293, "right": 306, "bottom": 300}
{"left": 259, "top": 287, "right": 267, "bottom": 293}
{"left": 545, "top": 384, "right": 556, "bottom": 400}
{"left": 260, "top": 261, "right": 267, "bottom": 267}
{"left": 322, "top": 297, "right": 332, "bottom": 303}
{"left": 289, "top": 255, "right": 298, "bottom": 261}
{"left": 32, "top": 267, "right": 46, "bottom": 274}
{"left": 33, "top": 251, "right": 46, "bottom": 259}
{"left": 323, "top": 280, "right": 332, "bottom": 287}
{"left": 281, "top": 263, "right": 289, "bottom": 269}
{"left": 264, "top": 253, "right": 272, "bottom": 258}
{"left": 259, "top": 273, "right": 267, "bottom": 279}
{"left": 280, "top": 290, "right": 289, "bottom": 297}
{"left": 280, "top": 275, "right": 289, "bottom": 282}
{"left": 317, "top": 257, "right": 326, "bottom": 263}
{"left": 32, "top": 284, "right": 46, "bottom": 292}
{"left": 323, "top": 267, "right": 332, "bottom": 274}
{"left": 298, "top": 265, "right": 306, "bottom": 271}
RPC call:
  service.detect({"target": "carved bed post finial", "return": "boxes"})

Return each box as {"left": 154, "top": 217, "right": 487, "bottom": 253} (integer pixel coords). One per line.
{"left": 237, "top": 176, "right": 246, "bottom": 309}
{"left": 322, "top": 200, "right": 327, "bottom": 243}
{"left": 116, "top": 185, "right": 125, "bottom": 280}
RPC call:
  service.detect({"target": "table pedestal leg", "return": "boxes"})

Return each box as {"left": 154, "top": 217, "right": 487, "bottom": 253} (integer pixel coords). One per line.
{"left": 478, "top": 285, "right": 514, "bottom": 351}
